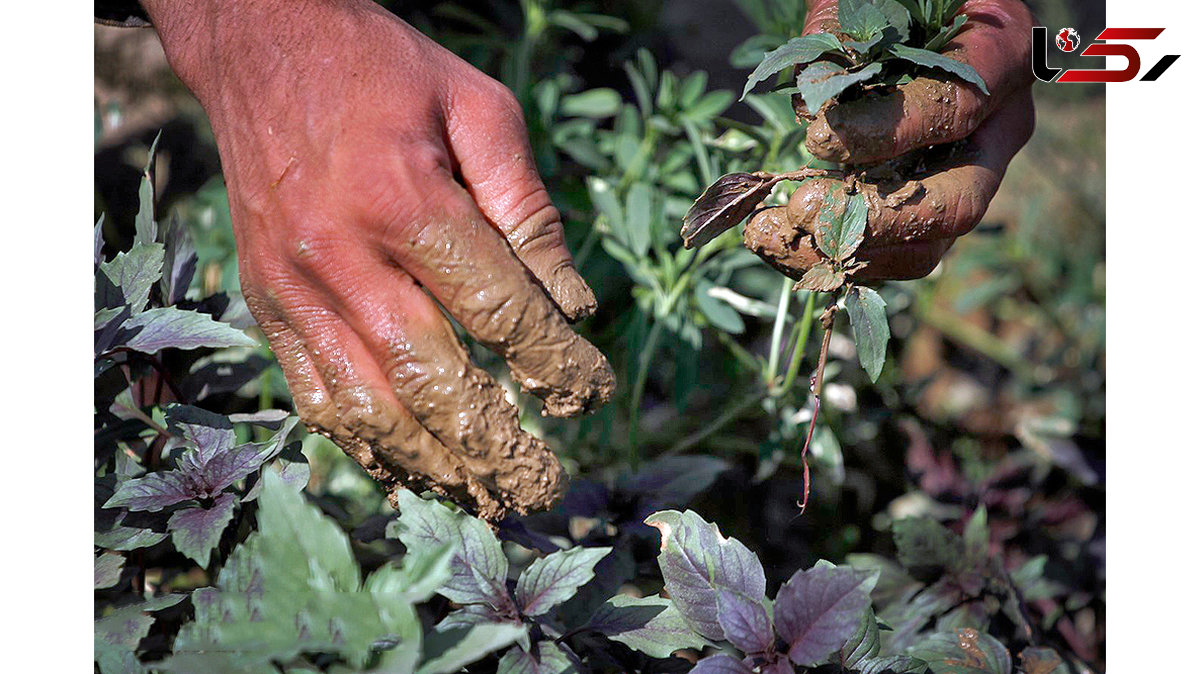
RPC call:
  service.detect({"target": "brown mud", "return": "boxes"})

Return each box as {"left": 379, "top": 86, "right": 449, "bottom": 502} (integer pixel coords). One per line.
{"left": 743, "top": 142, "right": 981, "bottom": 282}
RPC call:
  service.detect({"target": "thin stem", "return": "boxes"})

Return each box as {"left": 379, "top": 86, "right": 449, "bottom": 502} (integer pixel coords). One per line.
{"left": 797, "top": 299, "right": 838, "bottom": 514}
{"left": 778, "top": 290, "right": 817, "bottom": 396}
{"left": 627, "top": 318, "right": 665, "bottom": 467}
{"left": 663, "top": 389, "right": 768, "bottom": 457}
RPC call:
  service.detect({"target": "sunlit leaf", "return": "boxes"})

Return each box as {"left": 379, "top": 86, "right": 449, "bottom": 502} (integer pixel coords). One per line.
{"left": 682, "top": 172, "right": 778, "bottom": 249}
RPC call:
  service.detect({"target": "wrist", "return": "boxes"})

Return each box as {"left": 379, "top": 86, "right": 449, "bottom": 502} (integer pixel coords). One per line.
{"left": 139, "top": 0, "right": 363, "bottom": 106}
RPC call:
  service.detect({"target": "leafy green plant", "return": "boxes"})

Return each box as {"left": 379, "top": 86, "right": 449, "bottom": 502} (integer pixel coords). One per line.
{"left": 742, "top": 0, "right": 986, "bottom": 110}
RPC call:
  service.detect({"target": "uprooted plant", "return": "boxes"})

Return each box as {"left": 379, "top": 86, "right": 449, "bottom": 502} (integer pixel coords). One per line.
{"left": 681, "top": 0, "right": 989, "bottom": 511}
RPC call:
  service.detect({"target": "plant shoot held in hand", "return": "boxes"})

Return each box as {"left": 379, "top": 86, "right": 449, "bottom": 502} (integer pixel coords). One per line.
{"left": 683, "top": 0, "right": 992, "bottom": 512}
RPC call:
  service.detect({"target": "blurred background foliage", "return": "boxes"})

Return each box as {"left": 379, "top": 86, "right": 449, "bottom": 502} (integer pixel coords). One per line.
{"left": 95, "top": 0, "right": 1104, "bottom": 667}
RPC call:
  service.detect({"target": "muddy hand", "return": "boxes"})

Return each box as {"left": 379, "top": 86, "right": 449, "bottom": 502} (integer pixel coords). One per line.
{"left": 768, "top": 0, "right": 1035, "bottom": 280}
{"left": 143, "top": 0, "right": 614, "bottom": 519}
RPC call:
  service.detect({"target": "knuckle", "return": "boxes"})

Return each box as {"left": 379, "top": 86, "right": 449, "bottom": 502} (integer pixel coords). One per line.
{"left": 354, "top": 141, "right": 452, "bottom": 224}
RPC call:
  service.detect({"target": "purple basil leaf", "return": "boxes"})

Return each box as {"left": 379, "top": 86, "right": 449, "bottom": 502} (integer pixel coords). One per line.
{"left": 191, "top": 443, "right": 273, "bottom": 495}
{"left": 94, "top": 304, "right": 133, "bottom": 356}
{"left": 495, "top": 640, "right": 576, "bottom": 674}
{"left": 105, "top": 470, "right": 199, "bottom": 512}
{"left": 516, "top": 546, "right": 611, "bottom": 616}
{"left": 682, "top": 172, "right": 779, "bottom": 249}
{"left": 497, "top": 519, "right": 561, "bottom": 555}
{"left": 436, "top": 604, "right": 510, "bottom": 632}
{"left": 168, "top": 493, "right": 237, "bottom": 567}
{"left": 587, "top": 595, "right": 708, "bottom": 659}
{"left": 774, "top": 565, "right": 872, "bottom": 667}
{"left": 760, "top": 660, "right": 794, "bottom": 674}
{"left": 121, "top": 306, "right": 257, "bottom": 354}
{"left": 619, "top": 455, "right": 730, "bottom": 516}
{"left": 690, "top": 654, "right": 755, "bottom": 674}
{"left": 159, "top": 212, "right": 197, "bottom": 306}
{"left": 167, "top": 405, "right": 235, "bottom": 463}
{"left": 389, "top": 489, "right": 514, "bottom": 611}
{"left": 716, "top": 589, "right": 775, "bottom": 655}
{"left": 645, "top": 510, "right": 766, "bottom": 642}
{"left": 182, "top": 355, "right": 272, "bottom": 402}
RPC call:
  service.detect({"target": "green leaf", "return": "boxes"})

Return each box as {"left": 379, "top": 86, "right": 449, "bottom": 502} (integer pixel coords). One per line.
{"left": 516, "top": 546, "right": 611, "bottom": 616}
{"left": 963, "top": 505, "right": 989, "bottom": 566}
{"left": 891, "top": 517, "right": 964, "bottom": 572}
{"left": 416, "top": 623, "right": 527, "bottom": 674}
{"left": 389, "top": 489, "right": 512, "bottom": 609}
{"left": 625, "top": 182, "right": 653, "bottom": 256}
{"left": 858, "top": 655, "right": 929, "bottom": 674}
{"left": 366, "top": 542, "right": 455, "bottom": 604}
{"left": 796, "top": 61, "right": 883, "bottom": 112}
{"left": 560, "top": 88, "right": 621, "bottom": 118}
{"left": 888, "top": 44, "right": 988, "bottom": 94}
{"left": 839, "top": 0, "right": 891, "bottom": 41}
{"left": 695, "top": 280, "right": 746, "bottom": 334}
{"left": 683, "top": 90, "right": 735, "bottom": 122}
{"left": 164, "top": 473, "right": 422, "bottom": 671}
{"left": 837, "top": 607, "right": 882, "bottom": 667}
{"left": 925, "top": 13, "right": 968, "bottom": 52}
{"left": 815, "top": 187, "right": 868, "bottom": 262}
{"left": 797, "top": 263, "right": 846, "bottom": 292}
{"left": 100, "top": 243, "right": 164, "bottom": 314}
{"left": 135, "top": 130, "right": 161, "bottom": 246}
{"left": 95, "top": 552, "right": 125, "bottom": 589}
{"left": 121, "top": 307, "right": 256, "bottom": 353}
{"left": 911, "top": 628, "right": 1013, "bottom": 673}
{"left": 741, "top": 33, "right": 843, "bottom": 100}
{"left": 588, "top": 595, "right": 709, "bottom": 659}
{"left": 845, "top": 286, "right": 889, "bottom": 382}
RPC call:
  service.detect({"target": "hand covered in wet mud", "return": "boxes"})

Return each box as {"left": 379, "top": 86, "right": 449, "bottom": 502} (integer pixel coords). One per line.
{"left": 143, "top": 0, "right": 614, "bottom": 519}
{"left": 745, "top": 0, "right": 1036, "bottom": 281}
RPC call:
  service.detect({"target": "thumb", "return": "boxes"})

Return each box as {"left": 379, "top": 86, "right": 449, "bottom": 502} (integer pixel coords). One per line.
{"left": 444, "top": 79, "right": 596, "bottom": 322}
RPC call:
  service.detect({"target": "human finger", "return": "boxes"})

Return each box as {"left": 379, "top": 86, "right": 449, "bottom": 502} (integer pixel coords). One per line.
{"left": 377, "top": 166, "right": 615, "bottom": 418}
{"left": 290, "top": 243, "right": 570, "bottom": 515}
{"left": 445, "top": 78, "right": 597, "bottom": 322}
{"left": 245, "top": 291, "right": 508, "bottom": 515}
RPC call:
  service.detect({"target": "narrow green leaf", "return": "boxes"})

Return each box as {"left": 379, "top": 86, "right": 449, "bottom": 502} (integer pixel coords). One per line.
{"left": 560, "top": 88, "right": 621, "bottom": 118}
{"left": 625, "top": 182, "right": 653, "bottom": 256}
{"left": 695, "top": 280, "right": 746, "bottom": 334}
{"left": 888, "top": 44, "right": 988, "bottom": 94}
{"left": 741, "top": 33, "right": 843, "bottom": 100}
{"left": 135, "top": 130, "right": 162, "bottom": 246}
{"left": 845, "top": 286, "right": 889, "bottom": 382}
